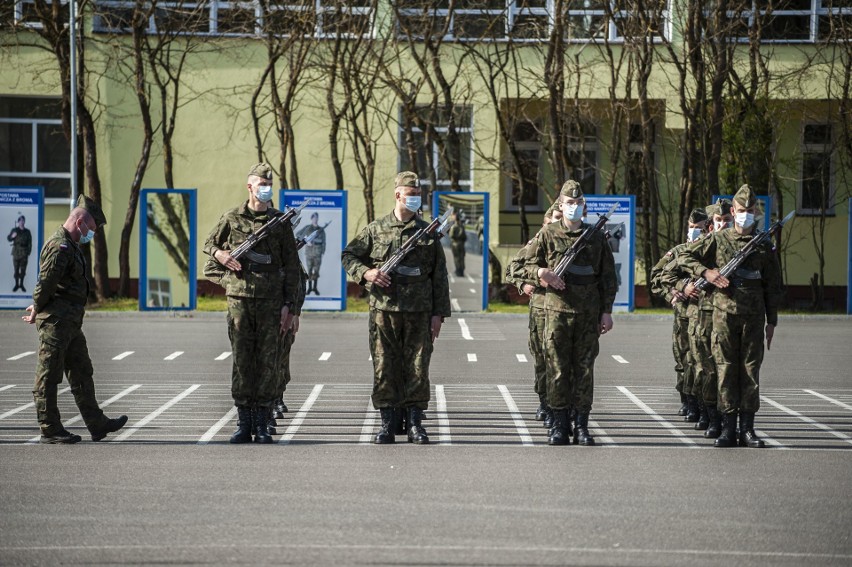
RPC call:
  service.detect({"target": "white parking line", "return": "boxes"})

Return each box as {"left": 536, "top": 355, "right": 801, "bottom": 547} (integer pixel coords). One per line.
{"left": 588, "top": 418, "right": 616, "bottom": 446}
{"left": 215, "top": 352, "right": 231, "bottom": 361}
{"left": 498, "top": 386, "right": 533, "bottom": 446}
{"left": 359, "top": 397, "right": 377, "bottom": 445}
{"left": 804, "top": 389, "right": 852, "bottom": 411}
{"left": 617, "top": 386, "right": 698, "bottom": 447}
{"left": 457, "top": 318, "right": 473, "bottom": 340}
{"left": 0, "top": 387, "right": 71, "bottom": 421}
{"left": 164, "top": 351, "right": 184, "bottom": 361}
{"left": 761, "top": 395, "right": 852, "bottom": 446}
{"left": 279, "top": 384, "right": 324, "bottom": 445}
{"left": 112, "top": 385, "right": 200, "bottom": 442}
{"left": 451, "top": 298, "right": 461, "bottom": 311}
{"left": 516, "top": 354, "right": 527, "bottom": 363}
{"left": 467, "top": 353, "right": 477, "bottom": 362}
{"left": 449, "top": 275, "right": 456, "bottom": 284}
{"left": 469, "top": 288, "right": 476, "bottom": 294}
{"left": 6, "top": 351, "right": 35, "bottom": 361}
{"left": 319, "top": 352, "right": 332, "bottom": 361}
{"left": 112, "top": 351, "right": 134, "bottom": 361}
{"left": 753, "top": 428, "right": 788, "bottom": 449}
{"left": 0, "top": 385, "right": 15, "bottom": 393}
{"left": 612, "top": 355, "right": 629, "bottom": 364}
{"left": 466, "top": 275, "right": 475, "bottom": 284}
{"left": 197, "top": 407, "right": 238, "bottom": 445}
{"left": 435, "top": 385, "right": 451, "bottom": 445}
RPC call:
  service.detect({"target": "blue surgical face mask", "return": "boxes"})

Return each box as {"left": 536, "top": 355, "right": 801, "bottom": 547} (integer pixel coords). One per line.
{"left": 255, "top": 184, "right": 273, "bottom": 203}
{"left": 404, "top": 195, "right": 421, "bottom": 213}
{"left": 735, "top": 211, "right": 755, "bottom": 229}
{"left": 78, "top": 222, "right": 95, "bottom": 244}
{"left": 563, "top": 203, "right": 584, "bottom": 222}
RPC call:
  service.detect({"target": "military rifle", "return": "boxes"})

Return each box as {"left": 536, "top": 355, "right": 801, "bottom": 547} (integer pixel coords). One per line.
{"left": 378, "top": 208, "right": 453, "bottom": 277}
{"left": 552, "top": 202, "right": 619, "bottom": 278}
{"left": 296, "top": 220, "right": 332, "bottom": 250}
{"left": 692, "top": 210, "right": 795, "bottom": 292}
{"left": 229, "top": 201, "right": 308, "bottom": 265}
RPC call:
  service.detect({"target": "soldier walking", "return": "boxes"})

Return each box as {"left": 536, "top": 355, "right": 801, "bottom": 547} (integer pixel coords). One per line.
{"left": 8, "top": 214, "right": 32, "bottom": 292}
{"left": 448, "top": 211, "right": 467, "bottom": 277}
{"left": 203, "top": 163, "right": 301, "bottom": 444}
{"left": 341, "top": 171, "right": 451, "bottom": 445}
{"left": 21, "top": 195, "right": 128, "bottom": 444}
{"left": 296, "top": 212, "right": 326, "bottom": 295}
{"left": 525, "top": 181, "right": 618, "bottom": 446}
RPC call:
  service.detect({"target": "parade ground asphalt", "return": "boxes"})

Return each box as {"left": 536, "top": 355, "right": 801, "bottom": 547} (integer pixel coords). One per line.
{"left": 1, "top": 312, "right": 850, "bottom": 566}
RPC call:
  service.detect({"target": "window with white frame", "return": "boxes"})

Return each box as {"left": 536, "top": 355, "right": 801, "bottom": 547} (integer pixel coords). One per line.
{"left": 567, "top": 119, "right": 598, "bottom": 195}
{"left": 505, "top": 120, "right": 544, "bottom": 210}
{"left": 798, "top": 124, "right": 835, "bottom": 215}
{"left": 9, "top": 0, "right": 69, "bottom": 28}
{"left": 0, "top": 97, "right": 71, "bottom": 200}
{"left": 625, "top": 122, "right": 656, "bottom": 198}
{"left": 725, "top": 0, "right": 852, "bottom": 43}
{"left": 147, "top": 278, "right": 172, "bottom": 307}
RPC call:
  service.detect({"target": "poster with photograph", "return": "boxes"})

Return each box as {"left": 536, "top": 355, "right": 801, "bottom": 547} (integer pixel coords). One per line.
{"left": 280, "top": 190, "right": 347, "bottom": 311}
{"left": 0, "top": 186, "right": 44, "bottom": 309}
{"left": 585, "top": 195, "right": 635, "bottom": 312}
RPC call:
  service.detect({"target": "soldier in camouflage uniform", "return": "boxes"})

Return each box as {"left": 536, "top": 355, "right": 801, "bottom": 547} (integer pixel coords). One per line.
{"left": 680, "top": 185, "right": 783, "bottom": 448}
{"left": 8, "top": 215, "right": 32, "bottom": 292}
{"left": 341, "top": 171, "right": 451, "bottom": 445}
{"left": 448, "top": 211, "right": 467, "bottom": 277}
{"left": 525, "top": 181, "right": 618, "bottom": 446}
{"left": 295, "top": 212, "right": 326, "bottom": 295}
{"left": 21, "top": 195, "right": 128, "bottom": 444}
{"left": 203, "top": 163, "right": 301, "bottom": 444}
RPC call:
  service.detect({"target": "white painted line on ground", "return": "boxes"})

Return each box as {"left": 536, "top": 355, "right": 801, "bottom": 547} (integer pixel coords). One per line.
{"left": 197, "top": 407, "right": 238, "bottom": 445}
{"left": 435, "top": 385, "right": 451, "bottom": 445}
{"left": 761, "top": 395, "right": 852, "bottom": 446}
{"left": 0, "top": 387, "right": 71, "bottom": 421}
{"left": 451, "top": 298, "right": 461, "bottom": 311}
{"left": 112, "top": 351, "right": 134, "bottom": 361}
{"left": 753, "top": 428, "right": 788, "bottom": 449}
{"left": 469, "top": 288, "right": 476, "bottom": 294}
{"left": 164, "top": 351, "right": 184, "bottom": 361}
{"left": 6, "top": 351, "right": 35, "bottom": 361}
{"left": 588, "top": 418, "right": 616, "bottom": 446}
{"left": 449, "top": 275, "right": 456, "bottom": 284}
{"left": 0, "top": 385, "right": 15, "bottom": 393}
{"left": 319, "top": 352, "right": 332, "bottom": 361}
{"left": 359, "top": 397, "right": 377, "bottom": 445}
{"left": 466, "top": 275, "right": 475, "bottom": 284}
{"left": 617, "top": 386, "right": 698, "bottom": 447}
{"left": 279, "top": 384, "right": 323, "bottom": 445}
{"left": 516, "top": 354, "right": 527, "bottom": 363}
{"left": 112, "top": 385, "right": 200, "bottom": 442}
{"left": 27, "top": 385, "right": 141, "bottom": 444}
{"left": 804, "top": 389, "right": 852, "bottom": 412}
{"left": 215, "top": 352, "right": 231, "bottom": 361}
{"left": 457, "top": 318, "right": 473, "bottom": 340}
{"left": 368, "top": 355, "right": 373, "bottom": 361}
{"left": 467, "top": 353, "right": 477, "bottom": 362}
{"left": 612, "top": 355, "right": 629, "bottom": 364}
{"left": 498, "top": 385, "right": 533, "bottom": 446}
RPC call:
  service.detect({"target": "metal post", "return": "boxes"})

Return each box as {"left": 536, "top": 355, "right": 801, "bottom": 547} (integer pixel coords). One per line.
{"left": 69, "top": 0, "right": 78, "bottom": 210}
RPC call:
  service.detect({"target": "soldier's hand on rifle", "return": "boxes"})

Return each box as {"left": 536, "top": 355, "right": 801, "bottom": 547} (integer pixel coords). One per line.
{"left": 214, "top": 249, "right": 241, "bottom": 272}
{"left": 522, "top": 283, "right": 535, "bottom": 296}
{"left": 600, "top": 313, "right": 614, "bottom": 334}
{"left": 671, "top": 290, "right": 687, "bottom": 305}
{"left": 430, "top": 315, "right": 443, "bottom": 343}
{"left": 292, "top": 315, "right": 300, "bottom": 334}
{"left": 22, "top": 304, "right": 35, "bottom": 325}
{"left": 765, "top": 323, "right": 775, "bottom": 351}
{"left": 279, "top": 304, "right": 294, "bottom": 335}
{"left": 364, "top": 268, "right": 391, "bottom": 288}
{"left": 702, "top": 269, "right": 729, "bottom": 289}
{"left": 537, "top": 268, "right": 565, "bottom": 291}
{"left": 683, "top": 282, "right": 701, "bottom": 300}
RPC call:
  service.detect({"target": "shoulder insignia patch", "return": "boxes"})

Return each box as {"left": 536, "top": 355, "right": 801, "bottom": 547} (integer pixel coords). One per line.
{"left": 59, "top": 243, "right": 68, "bottom": 250}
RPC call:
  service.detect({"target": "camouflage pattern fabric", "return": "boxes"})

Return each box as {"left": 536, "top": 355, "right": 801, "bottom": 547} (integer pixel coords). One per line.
{"left": 712, "top": 311, "right": 765, "bottom": 413}
{"left": 543, "top": 310, "right": 600, "bottom": 411}
{"left": 649, "top": 244, "right": 691, "bottom": 394}
{"left": 368, "top": 310, "right": 433, "bottom": 410}
{"left": 227, "top": 296, "right": 283, "bottom": 408}
{"left": 32, "top": 228, "right": 89, "bottom": 315}
{"left": 8, "top": 226, "right": 32, "bottom": 259}
{"left": 449, "top": 223, "right": 466, "bottom": 274}
{"left": 690, "top": 308, "right": 717, "bottom": 404}
{"left": 505, "top": 239, "right": 546, "bottom": 396}
{"left": 296, "top": 223, "right": 326, "bottom": 282}
{"left": 276, "top": 263, "right": 307, "bottom": 398}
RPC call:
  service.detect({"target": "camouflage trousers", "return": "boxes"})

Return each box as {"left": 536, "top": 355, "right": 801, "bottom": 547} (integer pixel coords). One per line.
{"left": 368, "top": 309, "right": 432, "bottom": 410}
{"left": 711, "top": 311, "right": 765, "bottom": 414}
{"left": 672, "top": 315, "right": 692, "bottom": 394}
{"left": 33, "top": 313, "right": 108, "bottom": 435}
{"left": 306, "top": 256, "right": 322, "bottom": 281}
{"left": 528, "top": 305, "right": 547, "bottom": 396}
{"left": 689, "top": 309, "right": 717, "bottom": 404}
{"left": 227, "top": 296, "right": 282, "bottom": 408}
{"left": 544, "top": 310, "right": 600, "bottom": 412}
{"left": 275, "top": 329, "right": 296, "bottom": 398}
{"left": 451, "top": 244, "right": 465, "bottom": 274}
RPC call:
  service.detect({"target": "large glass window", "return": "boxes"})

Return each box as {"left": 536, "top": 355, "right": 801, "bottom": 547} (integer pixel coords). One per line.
{"left": 10, "top": 0, "right": 69, "bottom": 28}
{"left": 505, "top": 120, "right": 544, "bottom": 210}
{"left": 727, "top": 0, "right": 852, "bottom": 43}
{"left": 567, "top": 119, "right": 598, "bottom": 194}
{"left": 798, "top": 124, "right": 835, "bottom": 215}
{"left": 0, "top": 97, "right": 70, "bottom": 200}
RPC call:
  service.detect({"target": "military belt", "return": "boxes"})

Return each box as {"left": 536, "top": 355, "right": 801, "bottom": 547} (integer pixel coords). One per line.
{"left": 731, "top": 278, "right": 762, "bottom": 289}
{"left": 393, "top": 273, "right": 430, "bottom": 285}
{"left": 563, "top": 274, "right": 596, "bottom": 286}
{"left": 733, "top": 268, "right": 761, "bottom": 280}
{"left": 243, "top": 262, "right": 281, "bottom": 273}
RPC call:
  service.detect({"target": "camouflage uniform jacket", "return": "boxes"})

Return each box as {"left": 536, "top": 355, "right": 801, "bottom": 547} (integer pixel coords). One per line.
{"left": 32, "top": 227, "right": 88, "bottom": 319}
{"left": 341, "top": 211, "right": 451, "bottom": 316}
{"left": 294, "top": 262, "right": 308, "bottom": 316}
{"left": 505, "top": 236, "right": 544, "bottom": 309}
{"left": 650, "top": 244, "right": 689, "bottom": 318}
{"left": 524, "top": 221, "right": 618, "bottom": 314}
{"left": 679, "top": 227, "right": 783, "bottom": 325}
{"left": 203, "top": 201, "right": 301, "bottom": 304}
{"left": 449, "top": 224, "right": 467, "bottom": 244}
{"left": 8, "top": 227, "right": 32, "bottom": 260}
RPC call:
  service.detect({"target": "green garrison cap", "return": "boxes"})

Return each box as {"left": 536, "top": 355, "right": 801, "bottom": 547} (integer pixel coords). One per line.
{"left": 708, "top": 198, "right": 732, "bottom": 217}
{"left": 395, "top": 171, "right": 420, "bottom": 188}
{"left": 733, "top": 184, "right": 758, "bottom": 208}
{"left": 247, "top": 162, "right": 273, "bottom": 181}
{"left": 76, "top": 194, "right": 106, "bottom": 227}
{"left": 689, "top": 208, "right": 708, "bottom": 224}
{"left": 559, "top": 180, "right": 583, "bottom": 199}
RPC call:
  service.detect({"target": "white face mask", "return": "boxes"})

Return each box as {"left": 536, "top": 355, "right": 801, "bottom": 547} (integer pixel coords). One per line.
{"left": 734, "top": 211, "right": 755, "bottom": 229}
{"left": 687, "top": 227, "right": 702, "bottom": 242}
{"left": 714, "top": 220, "right": 731, "bottom": 232}
{"left": 255, "top": 184, "right": 273, "bottom": 203}
{"left": 403, "top": 195, "right": 421, "bottom": 212}
{"left": 563, "top": 203, "right": 584, "bottom": 222}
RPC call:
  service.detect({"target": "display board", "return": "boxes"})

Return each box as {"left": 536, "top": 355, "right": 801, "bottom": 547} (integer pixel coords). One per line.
{"left": 0, "top": 186, "right": 43, "bottom": 309}
{"left": 585, "top": 195, "right": 636, "bottom": 312}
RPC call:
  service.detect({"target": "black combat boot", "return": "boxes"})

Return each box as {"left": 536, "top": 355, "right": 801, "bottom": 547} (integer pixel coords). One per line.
{"left": 548, "top": 409, "right": 571, "bottom": 445}
{"left": 40, "top": 428, "right": 82, "bottom": 444}
{"left": 678, "top": 392, "right": 688, "bottom": 416}
{"left": 543, "top": 406, "right": 554, "bottom": 429}
{"left": 694, "top": 399, "right": 709, "bottom": 431}
{"left": 394, "top": 407, "right": 408, "bottom": 435}
{"left": 90, "top": 415, "right": 129, "bottom": 441}
{"left": 714, "top": 411, "right": 738, "bottom": 448}
{"left": 267, "top": 413, "right": 277, "bottom": 436}
{"left": 704, "top": 405, "right": 722, "bottom": 438}
{"left": 739, "top": 412, "right": 765, "bottom": 448}
{"left": 684, "top": 395, "right": 700, "bottom": 422}
{"left": 230, "top": 406, "right": 253, "bottom": 443}
{"left": 535, "top": 393, "right": 548, "bottom": 421}
{"left": 407, "top": 407, "right": 429, "bottom": 444}
{"left": 252, "top": 407, "right": 273, "bottom": 444}
{"left": 574, "top": 412, "right": 596, "bottom": 446}
{"left": 374, "top": 408, "right": 395, "bottom": 444}
{"left": 273, "top": 398, "right": 286, "bottom": 419}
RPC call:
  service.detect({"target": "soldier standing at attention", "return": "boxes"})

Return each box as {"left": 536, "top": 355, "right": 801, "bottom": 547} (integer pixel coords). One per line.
{"left": 526, "top": 181, "right": 618, "bottom": 446}
{"left": 296, "top": 212, "right": 326, "bottom": 295}
{"left": 203, "top": 163, "right": 301, "bottom": 444}
{"left": 680, "top": 185, "right": 783, "bottom": 448}
{"left": 21, "top": 195, "right": 128, "bottom": 444}
{"left": 8, "top": 215, "right": 32, "bottom": 292}
{"left": 448, "top": 211, "right": 467, "bottom": 277}
{"left": 341, "top": 171, "right": 451, "bottom": 445}
{"left": 270, "top": 259, "right": 308, "bottom": 430}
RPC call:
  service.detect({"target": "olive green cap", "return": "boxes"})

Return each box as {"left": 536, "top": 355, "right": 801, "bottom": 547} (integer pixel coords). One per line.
{"left": 733, "top": 184, "right": 757, "bottom": 207}
{"left": 395, "top": 171, "right": 420, "bottom": 188}
{"left": 688, "top": 208, "right": 708, "bottom": 225}
{"left": 76, "top": 194, "right": 106, "bottom": 227}
{"left": 708, "top": 198, "right": 732, "bottom": 217}
{"left": 559, "top": 180, "right": 583, "bottom": 199}
{"left": 247, "top": 162, "right": 273, "bottom": 181}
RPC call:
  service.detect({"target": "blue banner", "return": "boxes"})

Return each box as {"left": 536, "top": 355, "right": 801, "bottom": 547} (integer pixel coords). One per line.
{"left": 0, "top": 186, "right": 44, "bottom": 310}
{"left": 586, "top": 195, "right": 635, "bottom": 312}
